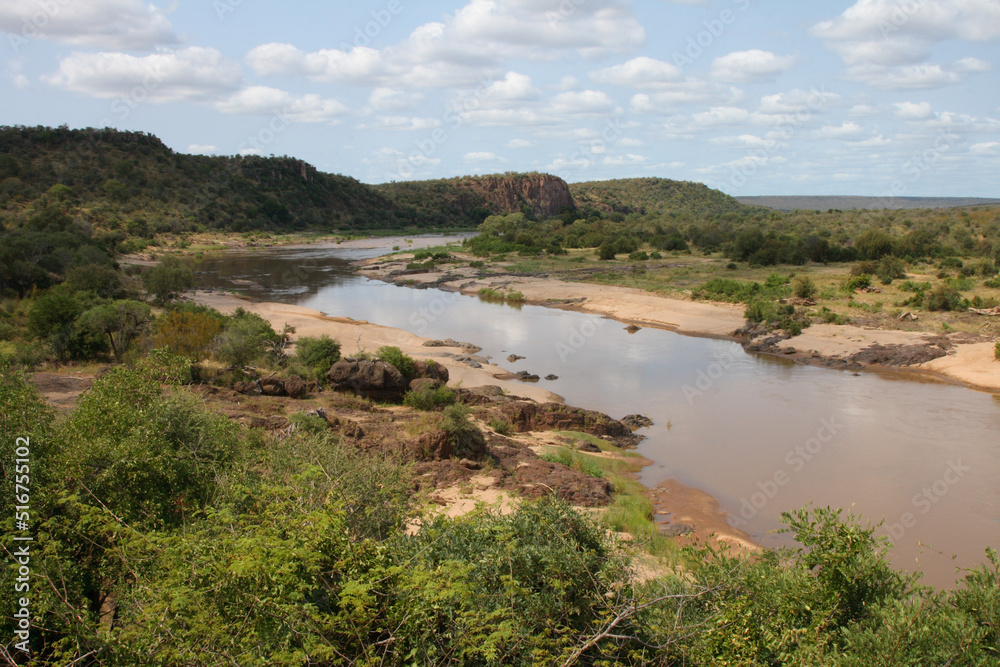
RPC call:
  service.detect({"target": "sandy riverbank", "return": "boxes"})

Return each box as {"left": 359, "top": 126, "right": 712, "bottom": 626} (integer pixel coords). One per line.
{"left": 191, "top": 290, "right": 562, "bottom": 404}
{"left": 360, "top": 257, "right": 1000, "bottom": 393}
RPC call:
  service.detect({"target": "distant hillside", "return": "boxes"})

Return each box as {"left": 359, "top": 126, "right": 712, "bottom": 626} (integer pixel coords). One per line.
{"left": 0, "top": 125, "right": 408, "bottom": 231}
{"left": 375, "top": 173, "right": 575, "bottom": 227}
{"left": 569, "top": 177, "right": 748, "bottom": 217}
{"left": 736, "top": 195, "right": 1000, "bottom": 212}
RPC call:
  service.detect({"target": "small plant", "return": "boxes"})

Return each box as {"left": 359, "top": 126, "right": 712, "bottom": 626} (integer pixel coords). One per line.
{"left": 488, "top": 418, "right": 514, "bottom": 436}
{"left": 376, "top": 345, "right": 416, "bottom": 377}
{"left": 818, "top": 307, "right": 850, "bottom": 325}
{"left": 844, "top": 274, "right": 872, "bottom": 292}
{"left": 925, "top": 285, "right": 962, "bottom": 312}
{"left": 995, "top": 341, "right": 1000, "bottom": 361}
{"left": 792, "top": 276, "right": 817, "bottom": 300}
{"left": 403, "top": 385, "right": 457, "bottom": 410}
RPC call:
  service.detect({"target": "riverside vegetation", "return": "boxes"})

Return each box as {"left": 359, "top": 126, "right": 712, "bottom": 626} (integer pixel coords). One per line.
{"left": 2, "top": 126, "right": 1000, "bottom": 664}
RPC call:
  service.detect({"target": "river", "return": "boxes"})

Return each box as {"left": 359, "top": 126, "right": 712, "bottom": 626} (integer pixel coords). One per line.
{"left": 188, "top": 236, "right": 1000, "bottom": 588}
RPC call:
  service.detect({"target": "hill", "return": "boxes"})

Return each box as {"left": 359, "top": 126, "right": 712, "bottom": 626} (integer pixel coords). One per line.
{"left": 0, "top": 125, "right": 405, "bottom": 231}
{"left": 569, "top": 177, "right": 749, "bottom": 217}
{"left": 374, "top": 172, "right": 575, "bottom": 226}
{"left": 736, "top": 195, "right": 1000, "bottom": 211}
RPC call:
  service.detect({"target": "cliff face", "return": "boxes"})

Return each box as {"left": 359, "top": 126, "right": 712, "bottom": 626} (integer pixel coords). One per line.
{"left": 461, "top": 173, "right": 575, "bottom": 218}
{"left": 376, "top": 172, "right": 576, "bottom": 226}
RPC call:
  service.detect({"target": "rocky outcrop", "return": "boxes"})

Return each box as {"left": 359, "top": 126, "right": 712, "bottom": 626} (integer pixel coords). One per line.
{"left": 327, "top": 359, "right": 408, "bottom": 402}
{"left": 490, "top": 401, "right": 641, "bottom": 448}
{"left": 466, "top": 173, "right": 574, "bottom": 219}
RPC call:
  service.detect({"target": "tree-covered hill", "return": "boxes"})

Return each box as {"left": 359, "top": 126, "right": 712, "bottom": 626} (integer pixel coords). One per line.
{"left": 569, "top": 177, "right": 750, "bottom": 217}
{"left": 0, "top": 125, "right": 406, "bottom": 231}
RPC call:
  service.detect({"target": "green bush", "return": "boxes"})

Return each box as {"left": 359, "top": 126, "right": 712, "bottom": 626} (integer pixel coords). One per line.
{"left": 985, "top": 278, "right": 1000, "bottom": 289}
{"left": 844, "top": 274, "right": 872, "bottom": 292}
{"left": 629, "top": 250, "right": 649, "bottom": 261}
{"left": 294, "top": 334, "right": 341, "bottom": 379}
{"left": 143, "top": 255, "right": 194, "bottom": 305}
{"left": 764, "top": 273, "right": 790, "bottom": 289}
{"left": 925, "top": 285, "right": 962, "bottom": 311}
{"left": 488, "top": 417, "right": 514, "bottom": 435}
{"left": 403, "top": 385, "right": 457, "bottom": 410}
{"left": 745, "top": 297, "right": 778, "bottom": 323}
{"left": 876, "top": 256, "right": 907, "bottom": 284}
{"left": 440, "top": 403, "right": 484, "bottom": 457}
{"left": 214, "top": 310, "right": 279, "bottom": 367}
{"left": 995, "top": 342, "right": 999, "bottom": 361}
{"left": 376, "top": 345, "right": 416, "bottom": 377}
{"left": 792, "top": 276, "right": 817, "bottom": 300}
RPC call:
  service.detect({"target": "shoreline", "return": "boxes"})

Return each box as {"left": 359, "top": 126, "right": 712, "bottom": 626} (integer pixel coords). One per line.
{"left": 187, "top": 288, "right": 758, "bottom": 553}
{"left": 358, "top": 256, "right": 1000, "bottom": 395}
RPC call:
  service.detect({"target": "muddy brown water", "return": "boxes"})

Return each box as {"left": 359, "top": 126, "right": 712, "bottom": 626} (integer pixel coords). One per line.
{"left": 189, "top": 238, "right": 1000, "bottom": 588}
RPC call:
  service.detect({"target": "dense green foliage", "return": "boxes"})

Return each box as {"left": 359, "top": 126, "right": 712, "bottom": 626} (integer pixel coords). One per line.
{"left": 2, "top": 361, "right": 998, "bottom": 664}
{"left": 569, "top": 177, "right": 747, "bottom": 217}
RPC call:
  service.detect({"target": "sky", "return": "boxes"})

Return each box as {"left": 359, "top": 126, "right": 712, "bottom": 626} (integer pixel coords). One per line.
{"left": 1, "top": 0, "right": 999, "bottom": 197}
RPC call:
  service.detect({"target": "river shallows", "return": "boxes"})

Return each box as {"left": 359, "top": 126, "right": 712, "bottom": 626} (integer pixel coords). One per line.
{"left": 191, "top": 239, "right": 1000, "bottom": 588}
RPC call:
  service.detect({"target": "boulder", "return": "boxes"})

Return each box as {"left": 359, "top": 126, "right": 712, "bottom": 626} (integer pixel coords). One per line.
{"left": 327, "top": 359, "right": 408, "bottom": 402}
{"left": 621, "top": 414, "right": 653, "bottom": 430}
{"left": 284, "top": 375, "right": 307, "bottom": 399}
{"left": 412, "top": 359, "right": 449, "bottom": 384}
{"left": 233, "top": 380, "right": 261, "bottom": 396}
{"left": 259, "top": 377, "right": 285, "bottom": 397}
{"left": 408, "top": 377, "right": 443, "bottom": 393}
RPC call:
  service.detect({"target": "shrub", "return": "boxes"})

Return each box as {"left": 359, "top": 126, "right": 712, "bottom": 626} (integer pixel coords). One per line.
{"left": 697, "top": 278, "right": 762, "bottom": 303}
{"left": 151, "top": 310, "right": 224, "bottom": 360}
{"left": 440, "top": 403, "right": 484, "bottom": 457}
{"left": 214, "top": 311, "right": 279, "bottom": 367}
{"left": 650, "top": 251, "right": 663, "bottom": 259}
{"left": 995, "top": 342, "right": 1000, "bottom": 361}
{"left": 376, "top": 345, "right": 416, "bottom": 377}
{"left": 764, "top": 273, "right": 790, "bottom": 289}
{"left": 987, "top": 278, "right": 1000, "bottom": 289}
{"left": 489, "top": 417, "right": 514, "bottom": 435}
{"left": 629, "top": 250, "right": 649, "bottom": 261}
{"left": 819, "top": 307, "right": 850, "bottom": 325}
{"left": 844, "top": 274, "right": 872, "bottom": 292}
{"left": 597, "top": 243, "right": 617, "bottom": 260}
{"left": 792, "top": 276, "right": 817, "bottom": 300}
{"left": 403, "top": 385, "right": 457, "bottom": 410}
{"left": 925, "top": 285, "right": 962, "bottom": 311}
{"left": 143, "top": 255, "right": 194, "bottom": 305}
{"left": 745, "top": 297, "right": 778, "bottom": 324}
{"left": 294, "top": 335, "right": 341, "bottom": 377}
{"left": 876, "top": 256, "right": 907, "bottom": 284}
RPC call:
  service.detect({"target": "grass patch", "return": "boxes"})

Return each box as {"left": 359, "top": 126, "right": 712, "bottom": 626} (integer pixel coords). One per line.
{"left": 477, "top": 287, "right": 526, "bottom": 305}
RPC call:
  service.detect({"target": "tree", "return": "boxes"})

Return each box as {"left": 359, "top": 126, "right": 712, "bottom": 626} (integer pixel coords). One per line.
{"left": 151, "top": 310, "right": 224, "bottom": 360}
{"left": 143, "top": 256, "right": 194, "bottom": 305}
{"left": 77, "top": 300, "right": 151, "bottom": 362}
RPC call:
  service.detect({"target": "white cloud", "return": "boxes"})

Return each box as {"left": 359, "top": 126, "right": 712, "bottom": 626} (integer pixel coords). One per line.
{"left": 630, "top": 82, "right": 743, "bottom": 113}
{"left": 710, "top": 50, "right": 797, "bottom": 83}
{"left": 709, "top": 134, "right": 773, "bottom": 148}
{"left": 12, "top": 73, "right": 29, "bottom": 89}
{"left": 548, "top": 89, "right": 619, "bottom": 116}
{"left": 617, "top": 137, "right": 644, "bottom": 147}
{"left": 848, "top": 135, "right": 892, "bottom": 147}
{"left": 367, "top": 87, "right": 424, "bottom": 112}
{"left": 894, "top": 101, "right": 933, "bottom": 120}
{"left": 463, "top": 151, "right": 504, "bottom": 162}
{"left": 0, "top": 0, "right": 177, "bottom": 50}
{"left": 245, "top": 0, "right": 644, "bottom": 89}
{"left": 507, "top": 138, "right": 533, "bottom": 148}
{"left": 188, "top": 144, "right": 218, "bottom": 154}
{"left": 844, "top": 63, "right": 963, "bottom": 89}
{"left": 361, "top": 115, "right": 442, "bottom": 131}
{"left": 45, "top": 48, "right": 242, "bottom": 102}
{"left": 758, "top": 88, "right": 840, "bottom": 114}
{"left": 589, "top": 57, "right": 682, "bottom": 88}
{"left": 970, "top": 142, "right": 1000, "bottom": 155}
{"left": 216, "top": 87, "right": 349, "bottom": 123}
{"left": 954, "top": 57, "right": 992, "bottom": 73}
{"left": 691, "top": 106, "right": 750, "bottom": 126}
{"left": 603, "top": 154, "right": 647, "bottom": 166}
{"left": 481, "top": 71, "right": 541, "bottom": 106}
{"left": 812, "top": 0, "right": 1000, "bottom": 67}
{"left": 811, "top": 121, "right": 865, "bottom": 139}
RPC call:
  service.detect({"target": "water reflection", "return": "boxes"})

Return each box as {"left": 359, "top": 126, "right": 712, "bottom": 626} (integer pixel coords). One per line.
{"left": 189, "top": 242, "right": 1000, "bottom": 588}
